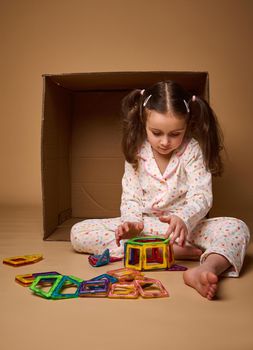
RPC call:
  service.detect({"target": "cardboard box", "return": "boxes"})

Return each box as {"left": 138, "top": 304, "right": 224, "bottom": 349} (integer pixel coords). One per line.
{"left": 42, "top": 71, "right": 209, "bottom": 240}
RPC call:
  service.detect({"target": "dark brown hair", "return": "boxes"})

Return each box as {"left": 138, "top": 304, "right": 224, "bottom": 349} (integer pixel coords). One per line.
{"left": 121, "top": 80, "right": 224, "bottom": 176}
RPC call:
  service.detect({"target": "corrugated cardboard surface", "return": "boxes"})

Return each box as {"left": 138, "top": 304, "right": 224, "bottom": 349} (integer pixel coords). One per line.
{"left": 42, "top": 71, "right": 209, "bottom": 240}
{"left": 71, "top": 91, "right": 125, "bottom": 218}
{"left": 1, "top": 207, "right": 253, "bottom": 350}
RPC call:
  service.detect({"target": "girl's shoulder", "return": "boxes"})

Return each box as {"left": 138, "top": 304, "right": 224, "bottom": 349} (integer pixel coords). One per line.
{"left": 137, "top": 140, "right": 152, "bottom": 161}
{"left": 175, "top": 138, "right": 203, "bottom": 161}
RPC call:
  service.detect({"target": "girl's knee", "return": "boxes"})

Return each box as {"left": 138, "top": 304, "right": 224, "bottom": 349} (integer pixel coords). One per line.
{"left": 70, "top": 222, "right": 91, "bottom": 252}
{"left": 225, "top": 217, "right": 250, "bottom": 245}
{"left": 70, "top": 222, "right": 82, "bottom": 241}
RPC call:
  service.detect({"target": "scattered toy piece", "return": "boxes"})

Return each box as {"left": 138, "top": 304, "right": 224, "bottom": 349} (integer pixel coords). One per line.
{"left": 108, "top": 281, "right": 139, "bottom": 299}
{"left": 15, "top": 273, "right": 35, "bottom": 286}
{"left": 30, "top": 275, "right": 63, "bottom": 299}
{"left": 88, "top": 249, "right": 123, "bottom": 267}
{"left": 135, "top": 278, "right": 169, "bottom": 298}
{"left": 23, "top": 269, "right": 169, "bottom": 300}
{"left": 33, "top": 271, "right": 60, "bottom": 278}
{"left": 90, "top": 273, "right": 118, "bottom": 284}
{"left": 79, "top": 279, "right": 110, "bottom": 297}
{"left": 15, "top": 271, "right": 61, "bottom": 287}
{"left": 51, "top": 275, "right": 82, "bottom": 299}
{"left": 106, "top": 267, "right": 144, "bottom": 282}
{"left": 88, "top": 249, "right": 110, "bottom": 267}
{"left": 3, "top": 254, "right": 43, "bottom": 267}
{"left": 167, "top": 264, "right": 188, "bottom": 271}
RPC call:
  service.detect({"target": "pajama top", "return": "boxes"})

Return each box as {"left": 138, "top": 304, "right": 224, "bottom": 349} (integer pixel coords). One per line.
{"left": 120, "top": 138, "right": 213, "bottom": 234}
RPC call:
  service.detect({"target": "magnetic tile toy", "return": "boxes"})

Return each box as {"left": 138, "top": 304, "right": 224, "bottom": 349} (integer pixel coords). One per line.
{"left": 32, "top": 271, "right": 60, "bottom": 278}
{"left": 29, "top": 274, "right": 63, "bottom": 299}
{"left": 88, "top": 249, "right": 123, "bottom": 267}
{"left": 51, "top": 275, "right": 82, "bottom": 299}
{"left": 3, "top": 254, "right": 43, "bottom": 267}
{"left": 90, "top": 273, "right": 118, "bottom": 284}
{"left": 109, "top": 256, "right": 123, "bottom": 263}
{"left": 106, "top": 267, "right": 144, "bottom": 282}
{"left": 167, "top": 264, "right": 188, "bottom": 271}
{"left": 16, "top": 271, "right": 62, "bottom": 287}
{"left": 108, "top": 281, "right": 139, "bottom": 299}
{"left": 68, "top": 275, "right": 84, "bottom": 283}
{"left": 15, "top": 273, "right": 35, "bottom": 286}
{"left": 124, "top": 237, "right": 174, "bottom": 271}
{"left": 78, "top": 279, "right": 110, "bottom": 297}
{"left": 135, "top": 278, "right": 169, "bottom": 298}
{"left": 88, "top": 249, "right": 110, "bottom": 267}
{"left": 15, "top": 271, "right": 60, "bottom": 287}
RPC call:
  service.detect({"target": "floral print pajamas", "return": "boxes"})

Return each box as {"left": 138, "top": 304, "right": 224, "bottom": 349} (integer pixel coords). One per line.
{"left": 71, "top": 139, "right": 250, "bottom": 276}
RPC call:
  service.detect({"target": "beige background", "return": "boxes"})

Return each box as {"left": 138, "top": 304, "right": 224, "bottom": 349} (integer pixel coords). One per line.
{"left": 1, "top": 3, "right": 253, "bottom": 349}
{"left": 1, "top": 0, "right": 253, "bottom": 231}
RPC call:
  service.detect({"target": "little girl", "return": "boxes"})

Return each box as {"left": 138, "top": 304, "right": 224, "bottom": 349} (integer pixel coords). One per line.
{"left": 71, "top": 80, "right": 250, "bottom": 300}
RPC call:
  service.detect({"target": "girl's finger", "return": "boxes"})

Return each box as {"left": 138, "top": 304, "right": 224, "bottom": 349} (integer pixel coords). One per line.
{"left": 136, "top": 222, "right": 144, "bottom": 231}
{"left": 115, "top": 230, "right": 120, "bottom": 246}
{"left": 166, "top": 223, "right": 176, "bottom": 240}
{"left": 117, "top": 226, "right": 123, "bottom": 237}
{"left": 159, "top": 216, "right": 171, "bottom": 223}
{"left": 123, "top": 222, "right": 129, "bottom": 232}
{"left": 178, "top": 228, "right": 185, "bottom": 247}
{"left": 170, "top": 224, "right": 180, "bottom": 244}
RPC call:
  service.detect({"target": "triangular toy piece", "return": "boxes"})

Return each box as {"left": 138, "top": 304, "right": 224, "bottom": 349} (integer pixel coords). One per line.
{"left": 88, "top": 249, "right": 110, "bottom": 267}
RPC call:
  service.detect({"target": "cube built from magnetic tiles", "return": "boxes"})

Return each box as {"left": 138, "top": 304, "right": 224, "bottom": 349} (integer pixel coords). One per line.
{"left": 124, "top": 236, "right": 174, "bottom": 271}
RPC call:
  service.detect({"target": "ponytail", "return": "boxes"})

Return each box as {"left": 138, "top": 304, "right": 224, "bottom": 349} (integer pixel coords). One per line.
{"left": 121, "top": 89, "right": 146, "bottom": 169}
{"left": 188, "top": 96, "right": 224, "bottom": 176}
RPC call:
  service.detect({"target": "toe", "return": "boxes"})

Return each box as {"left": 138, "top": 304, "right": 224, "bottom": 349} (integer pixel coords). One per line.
{"left": 207, "top": 272, "right": 218, "bottom": 284}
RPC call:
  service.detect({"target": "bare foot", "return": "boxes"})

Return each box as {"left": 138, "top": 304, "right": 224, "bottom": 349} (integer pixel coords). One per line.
{"left": 183, "top": 266, "right": 218, "bottom": 300}
{"left": 173, "top": 244, "right": 202, "bottom": 260}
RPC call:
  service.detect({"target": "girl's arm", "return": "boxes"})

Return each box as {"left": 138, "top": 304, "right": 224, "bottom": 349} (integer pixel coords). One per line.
{"left": 172, "top": 141, "right": 213, "bottom": 234}
{"left": 120, "top": 161, "right": 144, "bottom": 224}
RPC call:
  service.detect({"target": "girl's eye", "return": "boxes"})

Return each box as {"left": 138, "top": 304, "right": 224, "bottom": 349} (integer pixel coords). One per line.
{"left": 170, "top": 133, "right": 180, "bottom": 137}
{"left": 152, "top": 132, "right": 161, "bottom": 136}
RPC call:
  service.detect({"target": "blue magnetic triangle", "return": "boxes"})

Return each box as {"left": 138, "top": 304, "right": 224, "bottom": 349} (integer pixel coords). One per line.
{"left": 95, "top": 249, "right": 110, "bottom": 266}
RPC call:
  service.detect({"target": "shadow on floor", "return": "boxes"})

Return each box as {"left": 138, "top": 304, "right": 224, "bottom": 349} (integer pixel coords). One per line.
{"left": 240, "top": 252, "right": 253, "bottom": 276}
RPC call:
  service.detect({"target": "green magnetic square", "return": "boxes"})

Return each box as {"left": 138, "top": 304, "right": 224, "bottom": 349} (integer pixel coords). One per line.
{"left": 29, "top": 275, "right": 63, "bottom": 298}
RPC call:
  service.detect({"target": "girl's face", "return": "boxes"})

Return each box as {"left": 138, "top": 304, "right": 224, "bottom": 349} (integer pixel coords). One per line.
{"left": 145, "top": 110, "right": 187, "bottom": 157}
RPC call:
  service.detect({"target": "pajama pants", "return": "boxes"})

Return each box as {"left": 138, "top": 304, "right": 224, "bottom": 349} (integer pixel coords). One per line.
{"left": 70, "top": 216, "right": 250, "bottom": 277}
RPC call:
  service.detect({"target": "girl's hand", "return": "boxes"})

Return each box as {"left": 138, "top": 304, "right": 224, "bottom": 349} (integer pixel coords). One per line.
{"left": 159, "top": 215, "right": 188, "bottom": 246}
{"left": 115, "top": 222, "right": 144, "bottom": 247}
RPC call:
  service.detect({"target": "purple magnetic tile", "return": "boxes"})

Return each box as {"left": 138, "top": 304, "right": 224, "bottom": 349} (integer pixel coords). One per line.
{"left": 79, "top": 279, "right": 109, "bottom": 294}
{"left": 167, "top": 264, "right": 188, "bottom": 271}
{"left": 32, "top": 271, "right": 61, "bottom": 277}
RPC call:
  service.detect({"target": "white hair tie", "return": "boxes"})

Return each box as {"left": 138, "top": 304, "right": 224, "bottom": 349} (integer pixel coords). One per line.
{"left": 183, "top": 99, "right": 190, "bottom": 113}
{"left": 140, "top": 89, "right": 145, "bottom": 95}
{"left": 143, "top": 94, "right": 152, "bottom": 107}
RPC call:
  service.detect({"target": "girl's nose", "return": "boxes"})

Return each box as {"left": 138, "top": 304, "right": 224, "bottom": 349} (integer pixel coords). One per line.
{"left": 160, "top": 137, "right": 170, "bottom": 146}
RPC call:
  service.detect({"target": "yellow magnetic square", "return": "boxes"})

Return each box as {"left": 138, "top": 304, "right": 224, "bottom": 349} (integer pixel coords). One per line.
{"left": 125, "top": 244, "right": 142, "bottom": 270}
{"left": 167, "top": 244, "right": 175, "bottom": 267}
